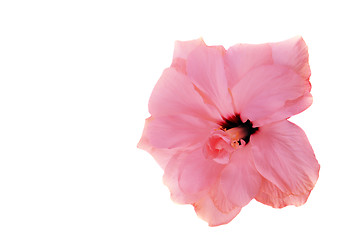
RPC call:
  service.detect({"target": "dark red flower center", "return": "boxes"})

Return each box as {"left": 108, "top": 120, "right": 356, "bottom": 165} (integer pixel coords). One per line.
{"left": 219, "top": 114, "right": 258, "bottom": 145}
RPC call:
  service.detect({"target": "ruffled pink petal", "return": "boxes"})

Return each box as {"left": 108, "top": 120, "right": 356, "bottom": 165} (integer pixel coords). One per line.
{"left": 171, "top": 38, "right": 205, "bottom": 74}
{"left": 209, "top": 180, "right": 238, "bottom": 214}
{"left": 251, "top": 120, "right": 320, "bottom": 195}
{"left": 259, "top": 92, "right": 313, "bottom": 126}
{"left": 194, "top": 195, "right": 241, "bottom": 226}
{"left": 173, "top": 38, "right": 205, "bottom": 60}
{"left": 163, "top": 151, "right": 203, "bottom": 204}
{"left": 231, "top": 65, "right": 310, "bottom": 127}
{"left": 228, "top": 37, "right": 312, "bottom": 126}
{"left": 137, "top": 117, "right": 182, "bottom": 169}
{"left": 186, "top": 43, "right": 234, "bottom": 117}
{"left": 145, "top": 114, "right": 217, "bottom": 149}
{"left": 163, "top": 148, "right": 223, "bottom": 204}
{"left": 255, "top": 177, "right": 311, "bottom": 208}
{"left": 203, "top": 130, "right": 234, "bottom": 165}
{"left": 220, "top": 147, "right": 262, "bottom": 208}
{"left": 178, "top": 148, "right": 223, "bottom": 195}
{"left": 149, "top": 67, "right": 220, "bottom": 121}
{"left": 225, "top": 42, "right": 273, "bottom": 88}
{"left": 270, "top": 36, "right": 311, "bottom": 79}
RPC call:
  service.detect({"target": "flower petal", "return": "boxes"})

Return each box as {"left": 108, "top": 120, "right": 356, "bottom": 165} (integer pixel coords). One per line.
{"left": 186, "top": 43, "right": 233, "bottom": 117}
{"left": 231, "top": 64, "right": 310, "bottom": 127}
{"left": 220, "top": 147, "right": 262, "bottom": 208}
{"left": 255, "top": 177, "right": 312, "bottom": 208}
{"left": 149, "top": 67, "right": 220, "bottom": 121}
{"left": 225, "top": 42, "right": 273, "bottom": 88}
{"left": 209, "top": 180, "right": 238, "bottom": 214}
{"left": 270, "top": 36, "right": 311, "bottom": 79}
{"left": 171, "top": 38, "right": 205, "bottom": 74}
{"left": 163, "top": 151, "right": 202, "bottom": 204}
{"left": 203, "top": 130, "right": 234, "bottom": 165}
{"left": 173, "top": 38, "right": 205, "bottom": 61}
{"left": 138, "top": 117, "right": 181, "bottom": 169}
{"left": 193, "top": 195, "right": 241, "bottom": 226}
{"left": 251, "top": 120, "right": 320, "bottom": 195}
{"left": 178, "top": 148, "right": 222, "bottom": 195}
{"left": 259, "top": 92, "right": 313, "bottom": 126}
{"left": 145, "top": 114, "right": 216, "bottom": 149}
{"left": 163, "top": 148, "right": 223, "bottom": 204}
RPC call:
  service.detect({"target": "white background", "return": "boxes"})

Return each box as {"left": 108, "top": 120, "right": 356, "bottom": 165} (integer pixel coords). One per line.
{"left": 1, "top": 0, "right": 359, "bottom": 239}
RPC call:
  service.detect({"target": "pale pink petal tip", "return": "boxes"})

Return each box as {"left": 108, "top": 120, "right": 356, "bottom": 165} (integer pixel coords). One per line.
{"left": 137, "top": 117, "right": 178, "bottom": 169}
{"left": 138, "top": 36, "right": 319, "bottom": 226}
{"left": 194, "top": 195, "right": 241, "bottom": 227}
{"left": 173, "top": 38, "right": 205, "bottom": 60}
{"left": 171, "top": 38, "right": 205, "bottom": 74}
{"left": 270, "top": 36, "right": 311, "bottom": 79}
{"left": 255, "top": 177, "right": 313, "bottom": 208}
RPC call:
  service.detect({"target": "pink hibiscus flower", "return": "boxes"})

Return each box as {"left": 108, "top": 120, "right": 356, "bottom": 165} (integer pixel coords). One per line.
{"left": 138, "top": 37, "right": 320, "bottom": 226}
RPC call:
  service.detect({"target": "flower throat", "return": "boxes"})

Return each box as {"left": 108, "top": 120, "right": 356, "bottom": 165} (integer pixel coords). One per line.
{"left": 219, "top": 114, "right": 258, "bottom": 145}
